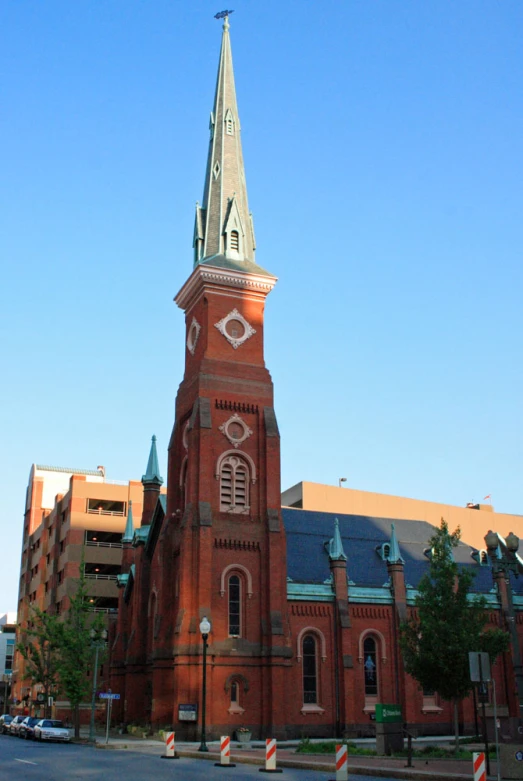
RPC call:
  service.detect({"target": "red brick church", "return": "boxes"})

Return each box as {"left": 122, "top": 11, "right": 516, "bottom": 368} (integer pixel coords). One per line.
{"left": 109, "top": 16, "right": 523, "bottom": 739}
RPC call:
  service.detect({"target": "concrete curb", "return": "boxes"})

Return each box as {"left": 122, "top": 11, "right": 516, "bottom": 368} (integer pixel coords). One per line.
{"left": 95, "top": 743, "right": 475, "bottom": 781}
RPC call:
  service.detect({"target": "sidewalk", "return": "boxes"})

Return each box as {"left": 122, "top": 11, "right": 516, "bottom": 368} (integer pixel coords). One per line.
{"left": 84, "top": 731, "right": 493, "bottom": 781}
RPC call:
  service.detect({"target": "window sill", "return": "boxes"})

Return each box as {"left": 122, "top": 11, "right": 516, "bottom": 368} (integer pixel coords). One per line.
{"left": 300, "top": 704, "right": 325, "bottom": 715}
{"left": 422, "top": 706, "right": 443, "bottom": 714}
{"left": 228, "top": 705, "right": 245, "bottom": 715}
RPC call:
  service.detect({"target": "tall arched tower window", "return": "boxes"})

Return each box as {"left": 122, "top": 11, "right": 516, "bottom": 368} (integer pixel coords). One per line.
{"left": 220, "top": 455, "right": 250, "bottom": 512}
{"left": 302, "top": 635, "right": 318, "bottom": 704}
{"left": 363, "top": 636, "right": 378, "bottom": 696}
{"left": 228, "top": 574, "right": 241, "bottom": 636}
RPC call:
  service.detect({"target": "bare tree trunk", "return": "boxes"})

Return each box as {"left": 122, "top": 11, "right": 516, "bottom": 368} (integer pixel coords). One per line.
{"left": 74, "top": 704, "right": 80, "bottom": 738}
{"left": 453, "top": 698, "right": 460, "bottom": 753}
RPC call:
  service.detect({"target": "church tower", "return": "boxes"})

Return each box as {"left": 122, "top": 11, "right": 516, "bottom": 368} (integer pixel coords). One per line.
{"left": 149, "top": 14, "right": 290, "bottom": 737}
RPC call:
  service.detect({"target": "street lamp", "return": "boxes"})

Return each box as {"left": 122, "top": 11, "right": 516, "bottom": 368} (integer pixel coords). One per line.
{"left": 89, "top": 627, "right": 108, "bottom": 742}
{"left": 338, "top": 478, "right": 347, "bottom": 487}
{"left": 198, "top": 616, "right": 211, "bottom": 752}
{"left": 485, "top": 530, "right": 523, "bottom": 731}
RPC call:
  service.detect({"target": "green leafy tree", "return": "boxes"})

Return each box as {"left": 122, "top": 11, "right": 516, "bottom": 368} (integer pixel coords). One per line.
{"left": 17, "top": 608, "right": 62, "bottom": 718}
{"left": 400, "top": 519, "right": 509, "bottom": 748}
{"left": 55, "top": 562, "right": 106, "bottom": 737}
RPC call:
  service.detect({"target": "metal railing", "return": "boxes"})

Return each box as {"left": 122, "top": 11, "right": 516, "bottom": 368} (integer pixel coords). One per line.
{"left": 85, "top": 574, "right": 118, "bottom": 581}
{"left": 86, "top": 508, "right": 125, "bottom": 516}
{"left": 85, "top": 541, "right": 123, "bottom": 548}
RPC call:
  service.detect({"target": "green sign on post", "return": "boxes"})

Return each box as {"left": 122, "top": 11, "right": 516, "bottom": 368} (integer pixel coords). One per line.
{"left": 375, "top": 703, "right": 402, "bottom": 723}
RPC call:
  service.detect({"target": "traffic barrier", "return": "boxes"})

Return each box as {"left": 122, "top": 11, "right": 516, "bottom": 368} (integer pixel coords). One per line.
{"left": 473, "top": 752, "right": 486, "bottom": 781}
{"left": 161, "top": 731, "right": 179, "bottom": 759}
{"left": 214, "top": 735, "right": 236, "bottom": 768}
{"left": 335, "top": 744, "right": 348, "bottom": 781}
{"left": 259, "top": 738, "right": 282, "bottom": 773}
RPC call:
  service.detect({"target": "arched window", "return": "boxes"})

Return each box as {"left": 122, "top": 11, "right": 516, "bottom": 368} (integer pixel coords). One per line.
{"left": 220, "top": 455, "right": 250, "bottom": 513}
{"left": 302, "top": 635, "right": 318, "bottom": 704}
{"left": 228, "top": 574, "right": 241, "bottom": 636}
{"left": 230, "top": 230, "right": 239, "bottom": 252}
{"left": 363, "top": 636, "right": 378, "bottom": 696}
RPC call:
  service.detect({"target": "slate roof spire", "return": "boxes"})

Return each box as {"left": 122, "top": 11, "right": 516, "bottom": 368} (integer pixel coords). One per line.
{"left": 194, "top": 13, "right": 256, "bottom": 266}
{"left": 388, "top": 523, "right": 405, "bottom": 565}
{"left": 327, "top": 517, "right": 348, "bottom": 562}
{"left": 142, "top": 435, "right": 163, "bottom": 486}
{"left": 122, "top": 500, "right": 135, "bottom": 544}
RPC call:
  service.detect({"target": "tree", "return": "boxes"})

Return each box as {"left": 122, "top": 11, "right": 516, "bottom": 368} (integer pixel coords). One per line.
{"left": 400, "top": 519, "right": 509, "bottom": 748}
{"left": 17, "top": 608, "right": 62, "bottom": 718}
{"left": 55, "top": 562, "right": 106, "bottom": 738}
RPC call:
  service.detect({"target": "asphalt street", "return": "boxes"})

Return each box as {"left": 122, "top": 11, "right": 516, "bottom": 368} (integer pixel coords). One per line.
{"left": 0, "top": 737, "right": 391, "bottom": 781}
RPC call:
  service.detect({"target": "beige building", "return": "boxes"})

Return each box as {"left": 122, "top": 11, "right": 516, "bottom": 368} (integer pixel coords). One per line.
{"left": 282, "top": 481, "right": 523, "bottom": 552}
{"left": 13, "top": 464, "right": 147, "bottom": 712}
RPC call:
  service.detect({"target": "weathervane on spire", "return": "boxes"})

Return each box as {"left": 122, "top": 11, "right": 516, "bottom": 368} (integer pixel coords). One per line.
{"left": 214, "top": 9, "right": 234, "bottom": 20}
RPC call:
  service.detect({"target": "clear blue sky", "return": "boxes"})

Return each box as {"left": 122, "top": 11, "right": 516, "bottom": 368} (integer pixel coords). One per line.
{"left": 1, "top": 1, "right": 522, "bottom": 612}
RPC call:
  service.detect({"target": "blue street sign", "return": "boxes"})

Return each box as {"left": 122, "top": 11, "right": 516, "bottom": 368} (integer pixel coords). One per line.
{"left": 98, "top": 693, "right": 120, "bottom": 700}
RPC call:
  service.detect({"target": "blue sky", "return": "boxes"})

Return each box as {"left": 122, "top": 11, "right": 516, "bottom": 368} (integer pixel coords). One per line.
{"left": 1, "top": 0, "right": 522, "bottom": 612}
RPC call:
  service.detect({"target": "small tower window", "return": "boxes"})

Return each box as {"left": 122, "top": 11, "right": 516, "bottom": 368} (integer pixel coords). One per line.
{"left": 225, "top": 110, "right": 234, "bottom": 136}
{"left": 230, "top": 230, "right": 239, "bottom": 252}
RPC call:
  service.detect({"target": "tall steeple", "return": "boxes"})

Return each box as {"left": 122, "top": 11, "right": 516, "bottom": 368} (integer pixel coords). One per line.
{"left": 194, "top": 13, "right": 256, "bottom": 266}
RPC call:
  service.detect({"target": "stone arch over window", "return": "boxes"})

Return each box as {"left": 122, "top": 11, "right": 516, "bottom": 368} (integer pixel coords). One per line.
{"left": 296, "top": 626, "right": 327, "bottom": 662}
{"left": 179, "top": 455, "right": 188, "bottom": 509}
{"left": 358, "top": 628, "right": 387, "bottom": 663}
{"left": 215, "top": 450, "right": 257, "bottom": 483}
{"left": 225, "top": 673, "right": 248, "bottom": 715}
{"left": 220, "top": 563, "right": 253, "bottom": 599}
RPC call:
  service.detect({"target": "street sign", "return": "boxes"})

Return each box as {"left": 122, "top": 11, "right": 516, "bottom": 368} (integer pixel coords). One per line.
{"left": 375, "top": 704, "right": 402, "bottom": 723}
{"left": 99, "top": 693, "right": 120, "bottom": 700}
{"left": 469, "top": 652, "right": 491, "bottom": 682}
{"left": 178, "top": 703, "right": 197, "bottom": 722}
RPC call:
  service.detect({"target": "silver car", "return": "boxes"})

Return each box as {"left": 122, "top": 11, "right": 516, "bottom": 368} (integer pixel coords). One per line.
{"left": 34, "top": 719, "right": 71, "bottom": 742}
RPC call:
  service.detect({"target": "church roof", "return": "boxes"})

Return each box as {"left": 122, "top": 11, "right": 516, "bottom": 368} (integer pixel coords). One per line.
{"left": 200, "top": 254, "right": 273, "bottom": 277}
{"left": 282, "top": 508, "right": 495, "bottom": 595}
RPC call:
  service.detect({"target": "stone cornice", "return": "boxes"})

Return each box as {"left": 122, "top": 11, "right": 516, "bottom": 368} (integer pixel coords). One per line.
{"left": 175, "top": 264, "right": 277, "bottom": 311}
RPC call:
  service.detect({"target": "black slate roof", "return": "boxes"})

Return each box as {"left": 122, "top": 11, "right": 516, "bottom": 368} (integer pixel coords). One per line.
{"left": 282, "top": 508, "right": 495, "bottom": 594}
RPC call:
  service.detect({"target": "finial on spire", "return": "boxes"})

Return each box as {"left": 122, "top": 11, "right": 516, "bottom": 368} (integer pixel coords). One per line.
{"left": 142, "top": 435, "right": 164, "bottom": 487}
{"left": 215, "top": 9, "right": 234, "bottom": 29}
{"left": 122, "top": 500, "right": 135, "bottom": 544}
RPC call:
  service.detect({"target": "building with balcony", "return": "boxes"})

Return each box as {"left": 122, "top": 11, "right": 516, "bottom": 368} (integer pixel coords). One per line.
{"left": 12, "top": 464, "right": 147, "bottom": 713}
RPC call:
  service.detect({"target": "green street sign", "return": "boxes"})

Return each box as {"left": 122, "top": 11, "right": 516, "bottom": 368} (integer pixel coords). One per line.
{"left": 375, "top": 703, "right": 402, "bottom": 723}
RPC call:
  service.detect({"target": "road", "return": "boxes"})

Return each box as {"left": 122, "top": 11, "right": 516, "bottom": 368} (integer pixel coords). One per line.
{"left": 0, "top": 736, "right": 393, "bottom": 781}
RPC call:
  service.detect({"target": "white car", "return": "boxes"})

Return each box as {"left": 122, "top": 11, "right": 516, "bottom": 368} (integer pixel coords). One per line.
{"left": 34, "top": 719, "right": 71, "bottom": 742}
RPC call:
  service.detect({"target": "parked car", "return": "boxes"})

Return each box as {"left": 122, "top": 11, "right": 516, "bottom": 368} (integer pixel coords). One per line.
{"left": 9, "top": 715, "right": 26, "bottom": 736}
{"left": 33, "top": 719, "right": 71, "bottom": 742}
{"left": 0, "top": 714, "right": 13, "bottom": 734}
{"left": 19, "top": 717, "right": 40, "bottom": 740}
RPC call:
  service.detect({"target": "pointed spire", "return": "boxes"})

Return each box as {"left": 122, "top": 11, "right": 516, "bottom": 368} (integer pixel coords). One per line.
{"left": 194, "top": 14, "right": 256, "bottom": 266}
{"left": 122, "top": 500, "right": 135, "bottom": 544}
{"left": 328, "top": 518, "right": 347, "bottom": 562}
{"left": 142, "top": 435, "right": 163, "bottom": 487}
{"left": 388, "top": 523, "right": 405, "bottom": 565}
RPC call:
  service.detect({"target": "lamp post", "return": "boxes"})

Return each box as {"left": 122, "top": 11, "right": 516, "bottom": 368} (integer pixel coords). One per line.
{"left": 88, "top": 628, "right": 108, "bottom": 742}
{"left": 338, "top": 478, "right": 347, "bottom": 487}
{"left": 485, "top": 530, "right": 523, "bottom": 731}
{"left": 198, "top": 616, "right": 211, "bottom": 752}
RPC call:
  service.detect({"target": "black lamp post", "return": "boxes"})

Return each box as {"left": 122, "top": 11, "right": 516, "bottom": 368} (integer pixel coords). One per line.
{"left": 485, "top": 530, "right": 523, "bottom": 730}
{"left": 198, "top": 616, "right": 211, "bottom": 752}
{"left": 88, "top": 628, "right": 108, "bottom": 742}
